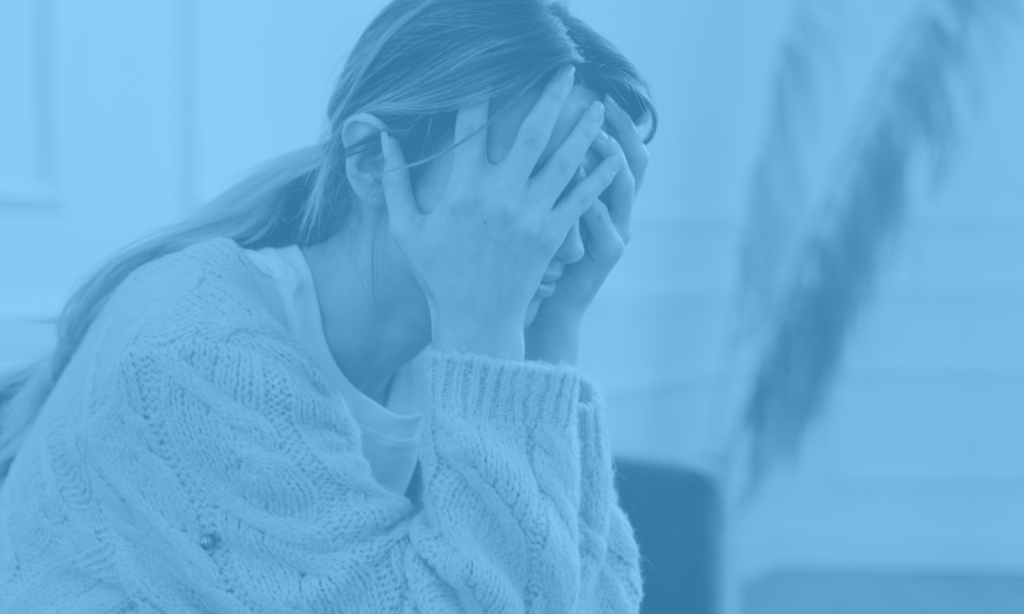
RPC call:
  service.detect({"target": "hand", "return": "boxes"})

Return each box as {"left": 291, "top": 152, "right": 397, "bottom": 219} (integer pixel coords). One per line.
{"left": 379, "top": 65, "right": 624, "bottom": 358}
{"left": 529, "top": 94, "right": 651, "bottom": 331}
{"left": 524, "top": 95, "right": 649, "bottom": 366}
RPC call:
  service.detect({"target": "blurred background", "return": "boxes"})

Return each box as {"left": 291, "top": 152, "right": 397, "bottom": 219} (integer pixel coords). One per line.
{"left": 1, "top": 0, "right": 1022, "bottom": 612}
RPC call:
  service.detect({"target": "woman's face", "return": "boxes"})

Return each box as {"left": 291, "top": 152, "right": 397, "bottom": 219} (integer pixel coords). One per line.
{"left": 409, "top": 84, "right": 606, "bottom": 326}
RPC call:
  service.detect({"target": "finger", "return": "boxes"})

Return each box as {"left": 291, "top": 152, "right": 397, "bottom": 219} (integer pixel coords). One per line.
{"left": 379, "top": 132, "right": 420, "bottom": 228}
{"left": 554, "top": 152, "right": 623, "bottom": 229}
{"left": 553, "top": 164, "right": 587, "bottom": 208}
{"left": 588, "top": 130, "right": 634, "bottom": 238}
{"left": 533, "top": 99, "right": 607, "bottom": 201}
{"left": 604, "top": 95, "right": 649, "bottom": 194}
{"left": 581, "top": 198, "right": 625, "bottom": 250}
{"left": 504, "top": 64, "right": 577, "bottom": 181}
{"left": 453, "top": 99, "right": 490, "bottom": 176}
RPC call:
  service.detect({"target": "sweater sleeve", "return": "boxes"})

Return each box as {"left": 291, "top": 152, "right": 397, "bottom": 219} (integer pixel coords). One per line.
{"left": 84, "top": 333, "right": 618, "bottom": 613}
{"left": 574, "top": 375, "right": 645, "bottom": 612}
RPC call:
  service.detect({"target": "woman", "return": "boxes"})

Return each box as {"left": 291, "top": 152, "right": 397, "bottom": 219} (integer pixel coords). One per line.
{"left": 0, "top": 0, "right": 657, "bottom": 611}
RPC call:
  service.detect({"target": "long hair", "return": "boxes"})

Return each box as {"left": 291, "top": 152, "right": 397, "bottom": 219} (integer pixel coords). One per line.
{"left": 0, "top": 0, "right": 658, "bottom": 484}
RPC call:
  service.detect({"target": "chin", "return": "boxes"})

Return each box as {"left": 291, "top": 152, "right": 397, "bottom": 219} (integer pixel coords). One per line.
{"left": 525, "top": 298, "right": 541, "bottom": 327}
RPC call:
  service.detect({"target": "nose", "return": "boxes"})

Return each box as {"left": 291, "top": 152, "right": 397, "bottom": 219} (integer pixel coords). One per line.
{"left": 554, "top": 218, "right": 585, "bottom": 266}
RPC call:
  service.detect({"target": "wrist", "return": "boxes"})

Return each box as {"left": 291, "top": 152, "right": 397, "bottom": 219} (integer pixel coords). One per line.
{"left": 530, "top": 306, "right": 585, "bottom": 332}
{"left": 432, "top": 314, "right": 526, "bottom": 361}
{"left": 525, "top": 315, "right": 581, "bottom": 366}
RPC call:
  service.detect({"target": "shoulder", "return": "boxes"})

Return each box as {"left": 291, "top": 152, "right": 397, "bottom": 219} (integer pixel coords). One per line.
{"left": 96, "top": 237, "right": 300, "bottom": 363}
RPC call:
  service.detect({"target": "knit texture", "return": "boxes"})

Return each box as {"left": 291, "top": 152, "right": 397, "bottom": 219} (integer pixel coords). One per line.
{"left": 0, "top": 237, "right": 644, "bottom": 613}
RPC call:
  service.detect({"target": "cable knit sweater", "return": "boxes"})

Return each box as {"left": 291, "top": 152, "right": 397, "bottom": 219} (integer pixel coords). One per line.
{"left": 0, "top": 237, "right": 644, "bottom": 613}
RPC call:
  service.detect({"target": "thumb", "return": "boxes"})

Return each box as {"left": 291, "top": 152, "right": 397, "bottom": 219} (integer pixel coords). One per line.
{"left": 379, "top": 132, "right": 420, "bottom": 229}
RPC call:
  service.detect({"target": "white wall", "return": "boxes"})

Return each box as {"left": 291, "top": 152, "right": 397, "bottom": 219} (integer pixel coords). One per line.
{"left": 716, "top": 0, "right": 1024, "bottom": 610}
{"left": 1, "top": 0, "right": 186, "bottom": 366}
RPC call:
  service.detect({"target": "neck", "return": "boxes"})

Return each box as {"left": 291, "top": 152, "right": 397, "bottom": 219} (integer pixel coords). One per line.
{"left": 301, "top": 233, "right": 430, "bottom": 405}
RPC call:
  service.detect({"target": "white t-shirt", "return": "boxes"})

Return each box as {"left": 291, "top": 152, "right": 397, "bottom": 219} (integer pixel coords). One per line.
{"left": 242, "top": 245, "right": 425, "bottom": 497}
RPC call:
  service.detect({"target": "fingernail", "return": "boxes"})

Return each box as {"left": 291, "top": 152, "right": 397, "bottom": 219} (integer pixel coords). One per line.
{"left": 604, "top": 94, "right": 621, "bottom": 113}
{"left": 559, "top": 64, "right": 576, "bottom": 86}
{"left": 595, "top": 129, "right": 610, "bottom": 144}
{"left": 380, "top": 131, "right": 389, "bottom": 157}
{"left": 609, "top": 155, "right": 623, "bottom": 172}
{"left": 589, "top": 101, "right": 605, "bottom": 122}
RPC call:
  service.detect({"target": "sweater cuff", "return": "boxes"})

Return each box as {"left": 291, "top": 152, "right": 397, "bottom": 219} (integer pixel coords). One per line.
{"left": 577, "top": 373, "right": 615, "bottom": 533}
{"left": 423, "top": 347, "right": 581, "bottom": 443}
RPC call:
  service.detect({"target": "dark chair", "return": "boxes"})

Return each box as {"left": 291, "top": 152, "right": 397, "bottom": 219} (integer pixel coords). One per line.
{"left": 614, "top": 458, "right": 721, "bottom": 614}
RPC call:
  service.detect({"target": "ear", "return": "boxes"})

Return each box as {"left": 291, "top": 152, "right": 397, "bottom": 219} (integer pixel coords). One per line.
{"left": 341, "top": 112, "right": 389, "bottom": 203}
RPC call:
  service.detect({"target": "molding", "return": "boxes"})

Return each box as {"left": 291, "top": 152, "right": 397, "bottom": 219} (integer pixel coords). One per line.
{"left": 0, "top": 295, "right": 63, "bottom": 321}
{"left": 177, "top": 0, "right": 197, "bottom": 212}
{"left": 0, "top": 185, "right": 59, "bottom": 210}
{"left": 0, "top": 0, "right": 57, "bottom": 211}
{"left": 0, "top": 310, "right": 57, "bottom": 370}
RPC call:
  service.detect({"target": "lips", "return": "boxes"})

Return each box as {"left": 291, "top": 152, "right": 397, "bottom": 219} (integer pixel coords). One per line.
{"left": 535, "top": 282, "right": 557, "bottom": 299}
{"left": 541, "top": 271, "right": 563, "bottom": 284}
